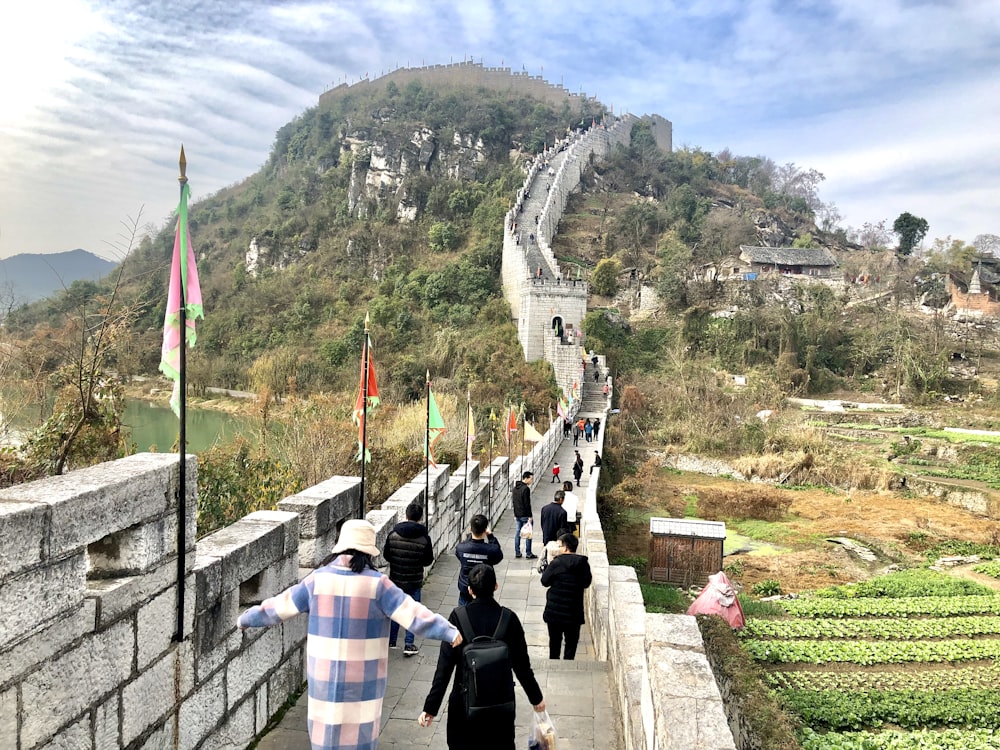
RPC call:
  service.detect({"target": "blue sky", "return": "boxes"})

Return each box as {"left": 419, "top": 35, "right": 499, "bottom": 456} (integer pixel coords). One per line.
{"left": 1, "top": 0, "right": 998, "bottom": 260}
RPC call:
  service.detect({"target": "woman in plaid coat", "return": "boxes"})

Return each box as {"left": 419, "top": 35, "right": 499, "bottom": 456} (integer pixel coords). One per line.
{"left": 238, "top": 520, "right": 461, "bottom": 750}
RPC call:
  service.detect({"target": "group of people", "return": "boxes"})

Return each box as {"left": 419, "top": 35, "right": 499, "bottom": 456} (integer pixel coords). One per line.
{"left": 569, "top": 416, "right": 600, "bottom": 445}
{"left": 237, "top": 461, "right": 596, "bottom": 750}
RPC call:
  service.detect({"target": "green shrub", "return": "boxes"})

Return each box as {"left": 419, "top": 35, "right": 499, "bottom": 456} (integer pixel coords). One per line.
{"left": 696, "top": 615, "right": 802, "bottom": 749}
{"left": 639, "top": 582, "right": 689, "bottom": 613}
{"left": 812, "top": 569, "right": 995, "bottom": 599}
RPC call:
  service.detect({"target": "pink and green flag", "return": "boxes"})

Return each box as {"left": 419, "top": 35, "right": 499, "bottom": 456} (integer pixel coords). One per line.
{"left": 159, "top": 181, "right": 203, "bottom": 416}
{"left": 425, "top": 386, "right": 446, "bottom": 466}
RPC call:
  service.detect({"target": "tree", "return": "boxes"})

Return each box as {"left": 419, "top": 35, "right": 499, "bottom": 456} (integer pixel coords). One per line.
{"left": 893, "top": 212, "right": 929, "bottom": 256}
{"left": 851, "top": 220, "right": 892, "bottom": 252}
{"left": 591, "top": 258, "right": 622, "bottom": 297}
{"left": 972, "top": 233, "right": 1000, "bottom": 258}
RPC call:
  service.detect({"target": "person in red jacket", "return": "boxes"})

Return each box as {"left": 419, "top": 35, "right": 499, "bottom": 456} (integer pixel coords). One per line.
{"left": 550, "top": 463, "right": 560, "bottom": 483}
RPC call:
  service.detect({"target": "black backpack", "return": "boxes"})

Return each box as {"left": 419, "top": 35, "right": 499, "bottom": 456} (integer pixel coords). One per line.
{"left": 454, "top": 606, "right": 516, "bottom": 720}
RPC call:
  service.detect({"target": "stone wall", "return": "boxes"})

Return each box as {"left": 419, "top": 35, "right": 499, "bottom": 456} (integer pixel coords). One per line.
{"left": 502, "top": 115, "right": 635, "bottom": 391}
{"left": 577, "top": 398, "right": 736, "bottom": 750}
{"left": 319, "top": 61, "right": 597, "bottom": 112}
{"left": 0, "top": 420, "right": 565, "bottom": 750}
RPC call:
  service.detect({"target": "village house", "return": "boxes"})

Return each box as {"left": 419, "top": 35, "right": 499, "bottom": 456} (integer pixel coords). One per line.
{"left": 704, "top": 245, "right": 839, "bottom": 281}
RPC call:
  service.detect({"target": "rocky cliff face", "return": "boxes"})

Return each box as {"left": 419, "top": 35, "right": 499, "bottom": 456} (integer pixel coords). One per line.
{"left": 244, "top": 122, "right": 490, "bottom": 277}
{"left": 345, "top": 126, "right": 487, "bottom": 221}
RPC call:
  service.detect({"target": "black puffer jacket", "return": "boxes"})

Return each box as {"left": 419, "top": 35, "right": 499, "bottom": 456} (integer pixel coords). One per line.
{"left": 540, "top": 553, "right": 593, "bottom": 625}
{"left": 511, "top": 480, "right": 532, "bottom": 518}
{"left": 382, "top": 520, "right": 434, "bottom": 593}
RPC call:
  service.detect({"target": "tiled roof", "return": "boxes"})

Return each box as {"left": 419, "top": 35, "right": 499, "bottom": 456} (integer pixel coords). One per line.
{"left": 649, "top": 517, "right": 727, "bottom": 539}
{"left": 739, "top": 245, "right": 837, "bottom": 267}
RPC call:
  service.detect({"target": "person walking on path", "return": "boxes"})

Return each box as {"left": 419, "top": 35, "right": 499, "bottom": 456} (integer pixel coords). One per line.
{"left": 590, "top": 450, "right": 602, "bottom": 475}
{"left": 550, "top": 462, "right": 561, "bottom": 483}
{"left": 584, "top": 418, "right": 593, "bottom": 443}
{"left": 540, "top": 533, "right": 593, "bottom": 660}
{"left": 511, "top": 471, "right": 537, "bottom": 559}
{"left": 561, "top": 481, "right": 580, "bottom": 534}
{"left": 592, "top": 417, "right": 601, "bottom": 439}
{"left": 572, "top": 452, "right": 584, "bottom": 487}
{"left": 455, "top": 514, "right": 504, "bottom": 606}
{"left": 419, "top": 564, "right": 545, "bottom": 749}
{"left": 540, "top": 490, "right": 568, "bottom": 544}
{"left": 237, "top": 519, "right": 462, "bottom": 750}
{"left": 572, "top": 421, "right": 580, "bottom": 446}
{"left": 383, "top": 503, "right": 435, "bottom": 655}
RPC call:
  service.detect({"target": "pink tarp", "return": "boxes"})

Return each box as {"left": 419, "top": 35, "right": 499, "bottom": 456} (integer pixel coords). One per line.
{"left": 686, "top": 571, "right": 745, "bottom": 629}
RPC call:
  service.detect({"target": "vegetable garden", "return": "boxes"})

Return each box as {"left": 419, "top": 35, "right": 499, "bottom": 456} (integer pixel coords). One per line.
{"left": 739, "top": 570, "right": 1000, "bottom": 749}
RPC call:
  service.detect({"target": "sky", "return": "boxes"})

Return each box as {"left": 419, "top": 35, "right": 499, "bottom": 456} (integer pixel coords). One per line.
{"left": 1, "top": 0, "right": 998, "bottom": 261}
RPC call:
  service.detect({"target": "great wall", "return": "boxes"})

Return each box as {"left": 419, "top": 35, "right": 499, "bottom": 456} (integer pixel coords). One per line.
{"left": 0, "top": 64, "right": 743, "bottom": 750}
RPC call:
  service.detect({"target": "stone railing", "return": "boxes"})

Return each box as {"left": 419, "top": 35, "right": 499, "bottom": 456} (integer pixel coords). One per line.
{"left": 0, "top": 418, "right": 565, "bottom": 750}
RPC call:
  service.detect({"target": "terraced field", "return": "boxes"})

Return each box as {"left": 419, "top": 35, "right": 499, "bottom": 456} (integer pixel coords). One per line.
{"left": 740, "top": 570, "right": 1000, "bottom": 749}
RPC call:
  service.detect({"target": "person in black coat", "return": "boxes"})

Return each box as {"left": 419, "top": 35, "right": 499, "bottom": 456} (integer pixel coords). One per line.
{"left": 419, "top": 564, "right": 545, "bottom": 749}
{"left": 572, "top": 451, "right": 584, "bottom": 486}
{"left": 540, "top": 533, "right": 593, "bottom": 660}
{"left": 455, "top": 514, "right": 504, "bottom": 606}
{"left": 540, "top": 490, "right": 568, "bottom": 544}
{"left": 511, "top": 471, "right": 536, "bottom": 559}
{"left": 382, "top": 502, "right": 435, "bottom": 654}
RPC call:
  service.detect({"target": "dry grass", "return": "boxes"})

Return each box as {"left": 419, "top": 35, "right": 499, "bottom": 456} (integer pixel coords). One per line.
{"left": 695, "top": 486, "right": 793, "bottom": 522}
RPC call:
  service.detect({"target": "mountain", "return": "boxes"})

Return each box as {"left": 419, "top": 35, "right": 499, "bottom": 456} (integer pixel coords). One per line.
{"left": 0, "top": 249, "right": 117, "bottom": 307}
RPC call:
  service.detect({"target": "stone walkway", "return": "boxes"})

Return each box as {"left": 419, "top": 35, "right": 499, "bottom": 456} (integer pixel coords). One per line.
{"left": 254, "top": 427, "right": 617, "bottom": 750}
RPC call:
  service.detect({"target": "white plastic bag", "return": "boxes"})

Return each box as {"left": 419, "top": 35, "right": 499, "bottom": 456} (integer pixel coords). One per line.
{"left": 520, "top": 518, "right": 533, "bottom": 539}
{"left": 529, "top": 708, "right": 557, "bottom": 749}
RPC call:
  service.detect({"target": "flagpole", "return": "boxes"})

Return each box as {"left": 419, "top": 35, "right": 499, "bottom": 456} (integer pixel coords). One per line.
{"left": 461, "top": 389, "right": 470, "bottom": 537}
{"left": 425, "top": 370, "right": 431, "bottom": 532}
{"left": 488, "top": 410, "right": 496, "bottom": 523}
{"left": 359, "top": 315, "right": 370, "bottom": 519}
{"left": 175, "top": 146, "right": 188, "bottom": 643}
{"left": 520, "top": 406, "right": 525, "bottom": 467}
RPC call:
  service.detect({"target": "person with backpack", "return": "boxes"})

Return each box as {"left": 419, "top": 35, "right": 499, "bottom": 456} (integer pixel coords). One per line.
{"left": 572, "top": 451, "right": 584, "bottom": 487}
{"left": 237, "top": 519, "right": 462, "bottom": 750}
{"left": 419, "top": 564, "right": 545, "bottom": 749}
{"left": 540, "top": 533, "right": 593, "bottom": 660}
{"left": 382, "top": 502, "right": 435, "bottom": 655}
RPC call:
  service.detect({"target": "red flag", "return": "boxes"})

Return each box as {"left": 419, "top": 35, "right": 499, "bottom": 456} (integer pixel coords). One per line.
{"left": 352, "top": 336, "right": 380, "bottom": 462}
{"left": 505, "top": 405, "right": 518, "bottom": 447}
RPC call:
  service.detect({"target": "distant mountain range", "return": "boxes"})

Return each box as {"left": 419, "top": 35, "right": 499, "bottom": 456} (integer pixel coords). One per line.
{"left": 0, "top": 250, "right": 117, "bottom": 308}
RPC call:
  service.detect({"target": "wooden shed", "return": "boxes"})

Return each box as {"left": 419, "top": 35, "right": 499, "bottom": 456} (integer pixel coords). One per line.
{"left": 648, "top": 518, "right": 726, "bottom": 586}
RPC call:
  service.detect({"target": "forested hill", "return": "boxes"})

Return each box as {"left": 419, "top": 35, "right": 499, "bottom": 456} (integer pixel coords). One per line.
{"left": 6, "top": 68, "right": 845, "bottom": 414}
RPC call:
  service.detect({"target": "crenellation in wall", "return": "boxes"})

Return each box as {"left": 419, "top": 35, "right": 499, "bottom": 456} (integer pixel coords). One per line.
{"left": 277, "top": 475, "right": 360, "bottom": 568}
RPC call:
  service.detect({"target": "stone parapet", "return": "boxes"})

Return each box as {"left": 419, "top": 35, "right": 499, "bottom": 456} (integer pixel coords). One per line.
{"left": 0, "top": 410, "right": 566, "bottom": 750}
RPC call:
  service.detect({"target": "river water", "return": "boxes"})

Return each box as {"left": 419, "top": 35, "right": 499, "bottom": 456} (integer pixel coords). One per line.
{"left": 122, "top": 400, "right": 255, "bottom": 452}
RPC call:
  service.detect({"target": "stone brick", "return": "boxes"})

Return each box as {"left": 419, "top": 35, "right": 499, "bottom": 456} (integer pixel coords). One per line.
{"left": 21, "top": 618, "right": 133, "bottom": 748}
{"left": 196, "top": 588, "right": 239, "bottom": 657}
{"left": 93, "top": 693, "right": 119, "bottom": 750}
{"left": 278, "top": 476, "right": 360, "bottom": 538}
{"left": 130, "top": 719, "right": 173, "bottom": 750}
{"left": 644, "top": 613, "right": 705, "bottom": 652}
{"left": 243, "top": 510, "right": 300, "bottom": 558}
{"left": 193, "top": 552, "right": 222, "bottom": 612}
{"left": 281, "top": 612, "right": 308, "bottom": 657}
{"left": 194, "top": 629, "right": 241, "bottom": 687}
{"left": 0, "top": 553, "right": 86, "bottom": 650}
{"left": 214, "top": 694, "right": 256, "bottom": 750}
{"left": 225, "top": 627, "right": 282, "bottom": 711}
{"left": 177, "top": 669, "right": 224, "bottom": 750}
{"left": 0, "top": 598, "right": 96, "bottom": 686}
{"left": 85, "top": 558, "right": 186, "bottom": 628}
{"left": 0, "top": 685, "right": 17, "bottom": 745}
{"left": 37, "top": 715, "right": 90, "bottom": 750}
{"left": 197, "top": 519, "right": 285, "bottom": 595}
{"left": 0, "top": 453, "right": 196, "bottom": 560}
{"left": 0, "top": 499, "right": 48, "bottom": 578}
{"left": 267, "top": 657, "right": 303, "bottom": 716}
{"left": 121, "top": 651, "right": 177, "bottom": 746}
{"left": 88, "top": 513, "right": 178, "bottom": 576}
{"left": 136, "top": 587, "right": 178, "bottom": 670}
{"left": 297, "top": 529, "right": 337, "bottom": 569}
